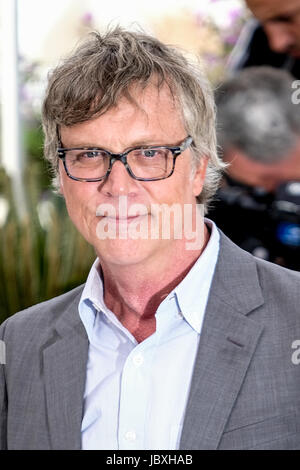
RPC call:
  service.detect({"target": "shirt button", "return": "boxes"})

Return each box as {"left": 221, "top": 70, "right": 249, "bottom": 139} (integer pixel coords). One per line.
{"left": 124, "top": 430, "right": 136, "bottom": 441}
{"left": 132, "top": 353, "right": 144, "bottom": 367}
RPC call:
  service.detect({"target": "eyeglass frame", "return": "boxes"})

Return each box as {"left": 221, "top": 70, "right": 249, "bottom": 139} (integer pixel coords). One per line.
{"left": 57, "top": 135, "right": 193, "bottom": 182}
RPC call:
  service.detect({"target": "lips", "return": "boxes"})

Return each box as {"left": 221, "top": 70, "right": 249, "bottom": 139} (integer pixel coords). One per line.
{"left": 96, "top": 211, "right": 148, "bottom": 217}
{"left": 96, "top": 207, "right": 149, "bottom": 218}
{"left": 105, "top": 215, "right": 146, "bottom": 220}
{"left": 96, "top": 213, "right": 149, "bottom": 225}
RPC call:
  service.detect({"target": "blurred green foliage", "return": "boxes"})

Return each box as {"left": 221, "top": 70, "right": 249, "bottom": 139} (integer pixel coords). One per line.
{"left": 0, "top": 123, "right": 95, "bottom": 323}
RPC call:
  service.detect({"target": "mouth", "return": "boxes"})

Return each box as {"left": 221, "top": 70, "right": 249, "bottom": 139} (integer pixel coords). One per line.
{"left": 96, "top": 204, "right": 149, "bottom": 219}
{"left": 107, "top": 214, "right": 146, "bottom": 220}
{"left": 96, "top": 213, "right": 149, "bottom": 224}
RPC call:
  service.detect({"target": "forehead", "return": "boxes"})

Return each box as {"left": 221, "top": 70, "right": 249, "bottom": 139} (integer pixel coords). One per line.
{"left": 111, "top": 81, "right": 180, "bottom": 121}
{"left": 60, "top": 81, "right": 186, "bottom": 147}
{"left": 246, "top": 0, "right": 300, "bottom": 21}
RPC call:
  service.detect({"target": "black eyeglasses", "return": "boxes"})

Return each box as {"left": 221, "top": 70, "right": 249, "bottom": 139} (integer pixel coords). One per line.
{"left": 57, "top": 136, "right": 193, "bottom": 182}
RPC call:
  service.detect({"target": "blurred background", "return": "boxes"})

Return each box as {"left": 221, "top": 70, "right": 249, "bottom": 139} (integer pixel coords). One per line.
{"left": 1, "top": 0, "right": 299, "bottom": 321}
{"left": 0, "top": 0, "right": 248, "bottom": 320}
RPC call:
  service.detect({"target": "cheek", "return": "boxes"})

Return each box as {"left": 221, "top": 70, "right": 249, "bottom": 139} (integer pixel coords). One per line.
{"left": 63, "top": 189, "right": 85, "bottom": 229}
{"left": 62, "top": 185, "right": 98, "bottom": 245}
{"left": 60, "top": 175, "right": 91, "bottom": 222}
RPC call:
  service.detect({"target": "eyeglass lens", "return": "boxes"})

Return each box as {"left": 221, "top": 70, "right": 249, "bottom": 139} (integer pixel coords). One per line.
{"left": 64, "top": 147, "right": 173, "bottom": 179}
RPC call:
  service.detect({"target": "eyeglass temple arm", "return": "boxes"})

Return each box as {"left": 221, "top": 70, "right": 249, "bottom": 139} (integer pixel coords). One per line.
{"left": 179, "top": 136, "right": 193, "bottom": 153}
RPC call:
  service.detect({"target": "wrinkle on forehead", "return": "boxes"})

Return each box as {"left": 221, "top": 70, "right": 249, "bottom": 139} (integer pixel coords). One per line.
{"left": 113, "top": 78, "right": 179, "bottom": 122}
{"left": 99, "top": 80, "right": 183, "bottom": 139}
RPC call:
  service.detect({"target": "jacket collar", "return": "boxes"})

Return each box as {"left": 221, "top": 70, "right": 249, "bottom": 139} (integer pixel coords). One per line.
{"left": 42, "top": 287, "right": 89, "bottom": 450}
{"left": 180, "top": 230, "right": 265, "bottom": 449}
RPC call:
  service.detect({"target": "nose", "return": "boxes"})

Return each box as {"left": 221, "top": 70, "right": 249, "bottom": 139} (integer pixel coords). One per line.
{"left": 264, "top": 22, "right": 295, "bottom": 54}
{"left": 100, "top": 160, "right": 138, "bottom": 197}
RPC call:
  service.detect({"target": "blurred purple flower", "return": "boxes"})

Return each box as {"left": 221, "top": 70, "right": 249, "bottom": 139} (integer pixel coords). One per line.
{"left": 223, "top": 33, "right": 240, "bottom": 45}
{"left": 228, "top": 7, "right": 241, "bottom": 19}
{"left": 228, "top": 7, "right": 243, "bottom": 25}
{"left": 82, "top": 12, "right": 93, "bottom": 26}
{"left": 202, "top": 53, "right": 222, "bottom": 65}
{"left": 195, "top": 12, "right": 205, "bottom": 26}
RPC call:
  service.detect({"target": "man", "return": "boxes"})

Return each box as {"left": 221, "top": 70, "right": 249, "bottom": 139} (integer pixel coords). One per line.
{"left": 1, "top": 27, "right": 300, "bottom": 450}
{"left": 210, "top": 66, "right": 300, "bottom": 269}
{"left": 229, "top": 0, "right": 300, "bottom": 78}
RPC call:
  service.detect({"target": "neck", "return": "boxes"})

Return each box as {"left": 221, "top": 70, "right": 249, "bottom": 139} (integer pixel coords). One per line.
{"left": 98, "top": 223, "right": 210, "bottom": 342}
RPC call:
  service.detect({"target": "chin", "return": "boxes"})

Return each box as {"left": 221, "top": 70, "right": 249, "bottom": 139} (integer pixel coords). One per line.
{"left": 94, "top": 238, "right": 158, "bottom": 267}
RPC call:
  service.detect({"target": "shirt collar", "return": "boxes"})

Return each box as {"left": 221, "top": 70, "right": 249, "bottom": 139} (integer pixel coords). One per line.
{"left": 169, "top": 218, "right": 220, "bottom": 333}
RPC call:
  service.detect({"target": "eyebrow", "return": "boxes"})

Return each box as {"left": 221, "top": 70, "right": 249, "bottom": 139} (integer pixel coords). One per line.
{"left": 60, "top": 137, "right": 181, "bottom": 150}
{"left": 270, "top": 13, "right": 293, "bottom": 22}
{"left": 264, "top": 6, "right": 300, "bottom": 23}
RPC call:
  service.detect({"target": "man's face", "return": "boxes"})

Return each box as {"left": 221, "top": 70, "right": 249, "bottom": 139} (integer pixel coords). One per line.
{"left": 59, "top": 83, "right": 207, "bottom": 268}
{"left": 224, "top": 139, "right": 300, "bottom": 192}
{"left": 246, "top": 0, "right": 300, "bottom": 56}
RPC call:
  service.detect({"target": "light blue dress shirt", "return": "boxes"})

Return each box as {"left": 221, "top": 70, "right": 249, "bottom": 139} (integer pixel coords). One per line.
{"left": 79, "top": 219, "right": 220, "bottom": 450}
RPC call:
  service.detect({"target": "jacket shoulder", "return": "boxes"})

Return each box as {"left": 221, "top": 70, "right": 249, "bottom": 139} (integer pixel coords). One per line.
{"left": 217, "top": 230, "right": 300, "bottom": 324}
{"left": 219, "top": 229, "right": 300, "bottom": 292}
{"left": 255, "top": 256, "right": 300, "bottom": 294}
{"left": 0, "top": 284, "right": 85, "bottom": 334}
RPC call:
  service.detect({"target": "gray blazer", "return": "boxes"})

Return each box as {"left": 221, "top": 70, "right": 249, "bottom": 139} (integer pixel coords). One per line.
{"left": 1, "top": 231, "right": 300, "bottom": 450}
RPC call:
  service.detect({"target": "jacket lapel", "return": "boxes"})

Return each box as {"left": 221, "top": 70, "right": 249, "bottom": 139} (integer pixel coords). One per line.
{"left": 180, "top": 232, "right": 265, "bottom": 450}
{"left": 42, "top": 292, "right": 89, "bottom": 450}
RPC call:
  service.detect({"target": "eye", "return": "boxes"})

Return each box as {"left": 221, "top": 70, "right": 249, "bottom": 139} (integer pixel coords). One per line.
{"left": 272, "top": 14, "right": 293, "bottom": 24}
{"left": 83, "top": 150, "right": 105, "bottom": 158}
{"left": 141, "top": 148, "right": 169, "bottom": 158}
{"left": 143, "top": 149, "right": 157, "bottom": 158}
{"left": 74, "top": 150, "right": 107, "bottom": 160}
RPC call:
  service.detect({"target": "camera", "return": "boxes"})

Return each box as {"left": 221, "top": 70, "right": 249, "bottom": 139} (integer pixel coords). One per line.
{"left": 209, "top": 175, "right": 300, "bottom": 271}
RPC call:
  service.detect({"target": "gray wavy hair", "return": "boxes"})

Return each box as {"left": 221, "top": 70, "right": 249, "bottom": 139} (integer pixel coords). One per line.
{"left": 216, "top": 66, "right": 300, "bottom": 163}
{"left": 42, "top": 26, "right": 225, "bottom": 213}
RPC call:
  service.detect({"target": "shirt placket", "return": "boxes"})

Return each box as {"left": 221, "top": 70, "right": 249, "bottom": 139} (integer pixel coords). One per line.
{"left": 118, "top": 338, "right": 156, "bottom": 450}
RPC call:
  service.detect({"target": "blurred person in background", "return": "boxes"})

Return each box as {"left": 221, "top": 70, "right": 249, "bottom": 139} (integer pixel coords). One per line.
{"left": 229, "top": 0, "right": 300, "bottom": 78}
{"left": 1, "top": 28, "right": 300, "bottom": 451}
{"left": 209, "top": 66, "right": 300, "bottom": 269}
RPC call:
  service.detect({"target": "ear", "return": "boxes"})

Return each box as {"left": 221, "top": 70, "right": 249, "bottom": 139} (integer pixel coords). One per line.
{"left": 57, "top": 162, "right": 65, "bottom": 196}
{"left": 58, "top": 184, "right": 64, "bottom": 196}
{"left": 192, "top": 156, "right": 208, "bottom": 197}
